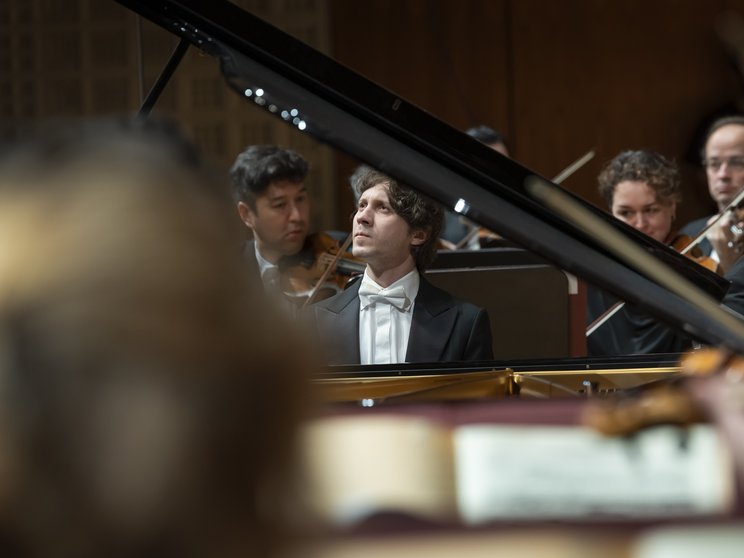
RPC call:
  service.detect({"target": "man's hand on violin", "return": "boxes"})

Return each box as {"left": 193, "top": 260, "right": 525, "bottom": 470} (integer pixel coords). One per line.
{"left": 706, "top": 212, "right": 744, "bottom": 273}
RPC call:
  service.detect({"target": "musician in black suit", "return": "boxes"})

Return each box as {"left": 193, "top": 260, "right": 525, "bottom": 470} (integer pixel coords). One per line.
{"left": 678, "top": 115, "right": 744, "bottom": 273}
{"left": 310, "top": 168, "right": 493, "bottom": 365}
{"left": 230, "top": 145, "right": 310, "bottom": 289}
{"left": 588, "top": 150, "right": 694, "bottom": 355}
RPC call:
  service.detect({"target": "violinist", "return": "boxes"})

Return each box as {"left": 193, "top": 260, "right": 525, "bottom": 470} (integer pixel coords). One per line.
{"left": 231, "top": 145, "right": 363, "bottom": 309}
{"left": 679, "top": 115, "right": 744, "bottom": 273}
{"left": 230, "top": 144, "right": 310, "bottom": 296}
{"left": 588, "top": 150, "right": 695, "bottom": 356}
{"left": 599, "top": 150, "right": 680, "bottom": 245}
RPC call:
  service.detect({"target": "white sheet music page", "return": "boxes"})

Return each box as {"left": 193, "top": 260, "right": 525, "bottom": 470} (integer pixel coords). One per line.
{"left": 454, "top": 424, "right": 733, "bottom": 524}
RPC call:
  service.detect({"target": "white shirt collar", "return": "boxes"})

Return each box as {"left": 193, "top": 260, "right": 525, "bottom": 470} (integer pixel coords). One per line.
{"left": 254, "top": 242, "right": 277, "bottom": 279}
{"left": 359, "top": 268, "right": 420, "bottom": 311}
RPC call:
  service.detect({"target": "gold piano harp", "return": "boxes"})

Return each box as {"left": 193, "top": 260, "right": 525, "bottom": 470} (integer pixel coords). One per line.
{"left": 314, "top": 363, "right": 682, "bottom": 404}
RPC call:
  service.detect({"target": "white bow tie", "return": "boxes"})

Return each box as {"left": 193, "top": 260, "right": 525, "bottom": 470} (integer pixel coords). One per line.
{"left": 358, "top": 283, "right": 412, "bottom": 311}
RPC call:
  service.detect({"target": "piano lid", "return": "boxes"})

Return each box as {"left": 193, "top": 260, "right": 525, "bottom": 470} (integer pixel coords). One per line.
{"left": 116, "top": 0, "right": 744, "bottom": 353}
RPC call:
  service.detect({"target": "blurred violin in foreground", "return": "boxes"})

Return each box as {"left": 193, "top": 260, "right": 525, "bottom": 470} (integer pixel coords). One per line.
{"left": 583, "top": 347, "right": 744, "bottom": 479}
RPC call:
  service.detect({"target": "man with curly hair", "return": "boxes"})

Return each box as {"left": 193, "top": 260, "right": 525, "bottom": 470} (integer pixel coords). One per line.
{"left": 310, "top": 168, "right": 493, "bottom": 365}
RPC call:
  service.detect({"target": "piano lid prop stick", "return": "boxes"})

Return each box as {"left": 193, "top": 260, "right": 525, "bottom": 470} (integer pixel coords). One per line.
{"left": 525, "top": 175, "right": 744, "bottom": 346}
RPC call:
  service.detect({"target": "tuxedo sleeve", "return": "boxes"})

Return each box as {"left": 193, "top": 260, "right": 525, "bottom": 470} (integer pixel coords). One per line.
{"left": 463, "top": 307, "right": 494, "bottom": 361}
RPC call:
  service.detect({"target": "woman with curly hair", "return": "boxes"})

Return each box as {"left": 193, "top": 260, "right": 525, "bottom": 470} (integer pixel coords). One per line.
{"left": 589, "top": 150, "right": 694, "bottom": 356}
{"left": 597, "top": 150, "right": 681, "bottom": 244}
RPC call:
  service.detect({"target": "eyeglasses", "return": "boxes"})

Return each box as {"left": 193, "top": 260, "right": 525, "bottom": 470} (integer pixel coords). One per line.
{"left": 702, "top": 157, "right": 744, "bottom": 171}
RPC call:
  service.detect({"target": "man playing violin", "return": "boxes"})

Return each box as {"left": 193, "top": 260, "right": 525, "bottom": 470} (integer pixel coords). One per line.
{"left": 679, "top": 115, "right": 744, "bottom": 273}
{"left": 230, "top": 144, "right": 310, "bottom": 295}
{"left": 309, "top": 168, "right": 493, "bottom": 365}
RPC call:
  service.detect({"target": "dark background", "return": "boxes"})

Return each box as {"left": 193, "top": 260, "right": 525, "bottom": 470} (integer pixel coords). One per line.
{"left": 4, "top": 0, "right": 744, "bottom": 232}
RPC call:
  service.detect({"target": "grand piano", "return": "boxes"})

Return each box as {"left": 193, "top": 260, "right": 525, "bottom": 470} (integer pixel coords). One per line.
{"left": 116, "top": 0, "right": 744, "bottom": 378}
{"left": 117, "top": 0, "right": 744, "bottom": 550}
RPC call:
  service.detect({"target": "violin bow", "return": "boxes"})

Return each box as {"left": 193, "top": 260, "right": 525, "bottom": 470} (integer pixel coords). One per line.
{"left": 453, "top": 149, "right": 596, "bottom": 250}
{"left": 587, "top": 187, "right": 744, "bottom": 337}
{"left": 526, "top": 175, "right": 744, "bottom": 346}
{"left": 552, "top": 149, "right": 596, "bottom": 185}
{"left": 679, "top": 187, "right": 744, "bottom": 255}
{"left": 301, "top": 232, "right": 354, "bottom": 308}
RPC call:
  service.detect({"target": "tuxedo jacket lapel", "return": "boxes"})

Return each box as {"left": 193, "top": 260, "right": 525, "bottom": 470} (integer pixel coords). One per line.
{"left": 241, "top": 240, "right": 262, "bottom": 283}
{"left": 405, "top": 278, "right": 456, "bottom": 362}
{"left": 315, "top": 281, "right": 362, "bottom": 364}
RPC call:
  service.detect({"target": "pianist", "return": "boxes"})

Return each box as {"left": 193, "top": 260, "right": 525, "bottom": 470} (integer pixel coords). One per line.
{"left": 309, "top": 167, "right": 493, "bottom": 364}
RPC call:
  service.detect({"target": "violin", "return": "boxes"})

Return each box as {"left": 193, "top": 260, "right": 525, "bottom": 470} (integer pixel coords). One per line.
{"left": 587, "top": 190, "right": 744, "bottom": 337}
{"left": 278, "top": 232, "right": 365, "bottom": 305}
{"left": 583, "top": 347, "right": 741, "bottom": 440}
{"left": 669, "top": 234, "right": 718, "bottom": 272}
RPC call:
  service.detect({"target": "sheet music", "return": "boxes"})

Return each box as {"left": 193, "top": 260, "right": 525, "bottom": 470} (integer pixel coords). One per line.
{"left": 455, "top": 424, "right": 733, "bottom": 523}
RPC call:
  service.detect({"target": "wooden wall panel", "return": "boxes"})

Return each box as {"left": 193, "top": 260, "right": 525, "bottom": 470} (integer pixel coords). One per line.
{"left": 331, "top": 0, "right": 744, "bottom": 231}
{"left": 510, "top": 0, "right": 743, "bottom": 225}
{"left": 330, "top": 0, "right": 511, "bottom": 224}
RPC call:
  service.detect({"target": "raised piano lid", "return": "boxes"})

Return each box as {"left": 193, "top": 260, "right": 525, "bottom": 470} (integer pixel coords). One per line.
{"left": 116, "top": 0, "right": 744, "bottom": 353}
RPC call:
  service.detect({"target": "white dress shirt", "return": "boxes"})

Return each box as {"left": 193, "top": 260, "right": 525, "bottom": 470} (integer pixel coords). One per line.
{"left": 358, "top": 268, "right": 420, "bottom": 365}
{"left": 255, "top": 244, "right": 281, "bottom": 290}
{"left": 254, "top": 244, "right": 302, "bottom": 318}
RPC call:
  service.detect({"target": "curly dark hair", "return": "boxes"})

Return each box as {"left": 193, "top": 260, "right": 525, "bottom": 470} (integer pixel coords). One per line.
{"left": 597, "top": 150, "right": 681, "bottom": 208}
{"left": 230, "top": 145, "right": 308, "bottom": 210}
{"left": 351, "top": 167, "right": 444, "bottom": 271}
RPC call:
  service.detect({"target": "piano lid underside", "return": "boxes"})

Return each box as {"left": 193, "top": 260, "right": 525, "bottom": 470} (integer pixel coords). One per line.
{"left": 115, "top": 0, "right": 744, "bottom": 354}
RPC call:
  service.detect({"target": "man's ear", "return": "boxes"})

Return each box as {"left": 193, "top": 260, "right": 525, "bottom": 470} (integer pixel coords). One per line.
{"left": 237, "top": 201, "right": 256, "bottom": 228}
{"left": 410, "top": 228, "right": 428, "bottom": 246}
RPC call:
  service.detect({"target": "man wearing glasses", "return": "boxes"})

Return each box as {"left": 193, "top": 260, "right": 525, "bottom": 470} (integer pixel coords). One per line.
{"left": 680, "top": 115, "right": 744, "bottom": 273}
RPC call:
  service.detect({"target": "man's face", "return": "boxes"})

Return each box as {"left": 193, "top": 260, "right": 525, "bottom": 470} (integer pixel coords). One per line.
{"left": 704, "top": 124, "right": 744, "bottom": 210}
{"left": 352, "top": 183, "right": 424, "bottom": 272}
{"left": 238, "top": 180, "right": 309, "bottom": 263}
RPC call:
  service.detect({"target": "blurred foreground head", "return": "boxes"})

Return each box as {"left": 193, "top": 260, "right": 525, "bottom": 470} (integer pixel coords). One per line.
{"left": 0, "top": 117, "right": 308, "bottom": 557}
